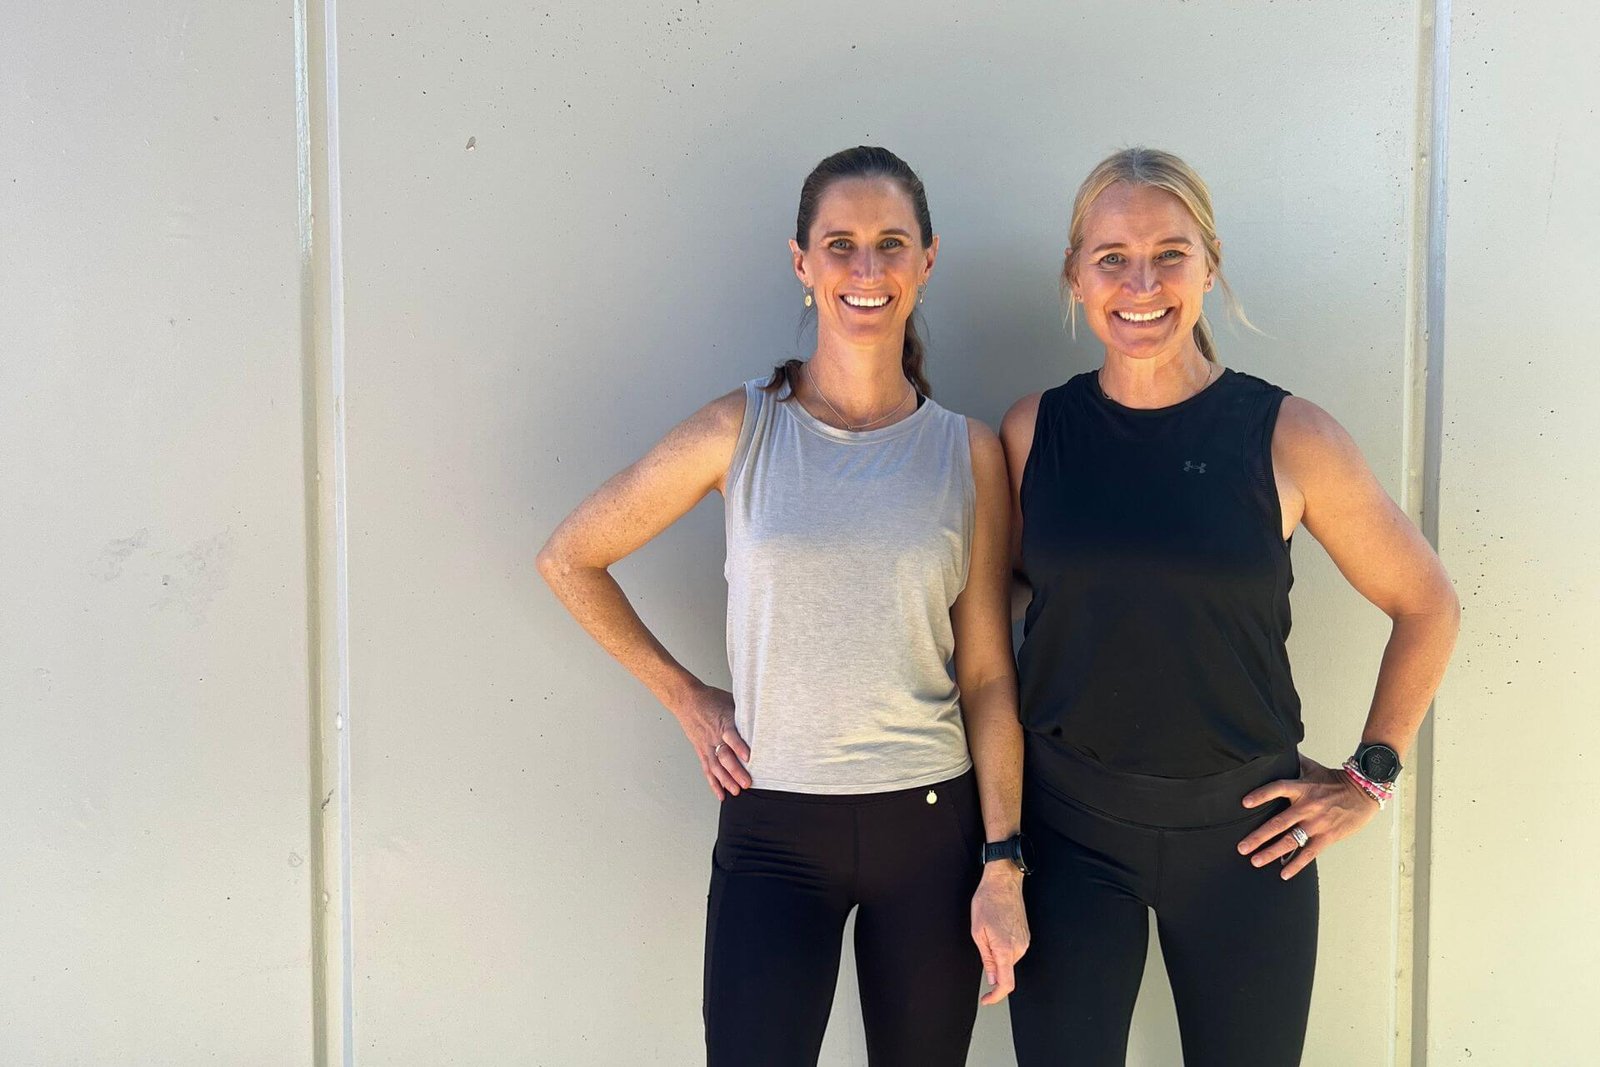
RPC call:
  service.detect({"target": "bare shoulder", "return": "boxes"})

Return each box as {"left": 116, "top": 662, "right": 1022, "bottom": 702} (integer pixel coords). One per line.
{"left": 603, "top": 384, "right": 749, "bottom": 505}
{"left": 683, "top": 386, "right": 748, "bottom": 443}
{"left": 964, "top": 415, "right": 1004, "bottom": 461}
{"left": 538, "top": 385, "right": 750, "bottom": 568}
{"left": 1000, "top": 391, "right": 1043, "bottom": 445}
{"left": 999, "top": 391, "right": 1043, "bottom": 478}
{"left": 669, "top": 385, "right": 749, "bottom": 494}
{"left": 1273, "top": 395, "right": 1366, "bottom": 478}
{"left": 963, "top": 414, "right": 1008, "bottom": 492}
{"left": 658, "top": 385, "right": 746, "bottom": 458}
{"left": 1271, "top": 394, "right": 1389, "bottom": 533}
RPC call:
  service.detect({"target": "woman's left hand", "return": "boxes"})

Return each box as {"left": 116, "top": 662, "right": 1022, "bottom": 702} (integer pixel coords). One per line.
{"left": 971, "top": 868, "right": 1030, "bottom": 1005}
{"left": 1237, "top": 754, "right": 1381, "bottom": 879}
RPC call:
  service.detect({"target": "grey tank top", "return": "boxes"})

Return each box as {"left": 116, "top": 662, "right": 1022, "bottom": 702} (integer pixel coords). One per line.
{"left": 723, "top": 377, "right": 976, "bottom": 793}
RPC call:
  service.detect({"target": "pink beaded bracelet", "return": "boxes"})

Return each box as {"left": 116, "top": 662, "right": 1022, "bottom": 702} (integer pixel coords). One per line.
{"left": 1341, "top": 759, "right": 1393, "bottom": 809}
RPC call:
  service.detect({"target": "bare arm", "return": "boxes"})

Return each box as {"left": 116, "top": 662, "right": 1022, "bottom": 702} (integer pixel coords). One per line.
{"left": 953, "top": 417, "right": 1029, "bottom": 1005}
{"left": 535, "top": 388, "right": 753, "bottom": 799}
{"left": 1240, "top": 397, "right": 1461, "bottom": 876}
{"left": 1275, "top": 397, "right": 1461, "bottom": 756}
{"left": 999, "top": 392, "right": 1043, "bottom": 622}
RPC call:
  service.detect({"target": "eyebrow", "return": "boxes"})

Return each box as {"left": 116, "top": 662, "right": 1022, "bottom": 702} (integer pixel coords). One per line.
{"left": 1087, "top": 236, "right": 1195, "bottom": 255}
{"left": 820, "top": 228, "right": 915, "bottom": 240}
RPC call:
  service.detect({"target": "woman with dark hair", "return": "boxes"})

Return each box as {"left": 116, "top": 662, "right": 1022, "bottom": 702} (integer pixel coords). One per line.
{"left": 538, "top": 146, "right": 1029, "bottom": 1066}
{"left": 1000, "top": 147, "right": 1460, "bottom": 1065}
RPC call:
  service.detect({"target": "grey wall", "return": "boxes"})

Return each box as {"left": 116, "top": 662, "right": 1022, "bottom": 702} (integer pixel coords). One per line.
{"left": 1, "top": 3, "right": 316, "bottom": 1063}
{"left": 3, "top": 1, "right": 1595, "bottom": 1064}
{"left": 343, "top": 2, "right": 1415, "bottom": 1062}
{"left": 1429, "top": 4, "right": 1600, "bottom": 1063}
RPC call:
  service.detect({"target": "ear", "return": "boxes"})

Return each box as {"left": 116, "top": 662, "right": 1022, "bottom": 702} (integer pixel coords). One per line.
{"left": 789, "top": 238, "right": 810, "bottom": 287}
{"left": 1062, "top": 247, "right": 1079, "bottom": 300}
{"left": 921, "top": 234, "right": 940, "bottom": 281}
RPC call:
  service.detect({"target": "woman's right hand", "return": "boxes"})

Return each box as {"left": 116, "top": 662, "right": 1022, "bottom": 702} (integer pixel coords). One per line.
{"left": 673, "top": 682, "right": 752, "bottom": 800}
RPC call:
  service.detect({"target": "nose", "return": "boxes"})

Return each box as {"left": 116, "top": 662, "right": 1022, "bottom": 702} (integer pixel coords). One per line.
{"left": 853, "top": 248, "right": 883, "bottom": 281}
{"left": 1125, "top": 259, "right": 1159, "bottom": 297}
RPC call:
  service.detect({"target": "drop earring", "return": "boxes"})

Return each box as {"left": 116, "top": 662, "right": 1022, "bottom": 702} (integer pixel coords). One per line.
{"left": 803, "top": 287, "right": 814, "bottom": 308}
{"left": 917, "top": 283, "right": 927, "bottom": 306}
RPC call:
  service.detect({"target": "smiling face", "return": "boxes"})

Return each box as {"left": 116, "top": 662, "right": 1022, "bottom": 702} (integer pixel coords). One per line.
{"left": 790, "top": 176, "right": 937, "bottom": 347}
{"left": 1068, "top": 182, "right": 1215, "bottom": 363}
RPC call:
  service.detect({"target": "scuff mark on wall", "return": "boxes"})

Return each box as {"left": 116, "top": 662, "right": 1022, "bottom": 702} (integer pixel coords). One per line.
{"left": 155, "top": 528, "right": 235, "bottom": 623}
{"left": 90, "top": 529, "right": 150, "bottom": 581}
{"left": 1543, "top": 140, "right": 1560, "bottom": 234}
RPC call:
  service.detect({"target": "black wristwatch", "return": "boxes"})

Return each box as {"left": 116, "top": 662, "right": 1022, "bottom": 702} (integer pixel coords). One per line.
{"left": 982, "top": 833, "right": 1035, "bottom": 875}
{"left": 1351, "top": 742, "right": 1403, "bottom": 785}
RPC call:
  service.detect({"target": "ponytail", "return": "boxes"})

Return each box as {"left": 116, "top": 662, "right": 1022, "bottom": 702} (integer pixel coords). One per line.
{"left": 901, "top": 316, "right": 931, "bottom": 396}
{"left": 762, "top": 310, "right": 931, "bottom": 398}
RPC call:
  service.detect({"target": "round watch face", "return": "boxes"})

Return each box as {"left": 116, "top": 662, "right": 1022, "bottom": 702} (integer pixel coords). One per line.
{"left": 1016, "top": 834, "right": 1036, "bottom": 875}
{"left": 1360, "top": 746, "right": 1401, "bottom": 783}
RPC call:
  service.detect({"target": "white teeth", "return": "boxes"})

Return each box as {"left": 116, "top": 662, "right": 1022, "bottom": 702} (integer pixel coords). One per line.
{"left": 1116, "top": 308, "right": 1169, "bottom": 322}
{"left": 842, "top": 294, "right": 890, "bottom": 308}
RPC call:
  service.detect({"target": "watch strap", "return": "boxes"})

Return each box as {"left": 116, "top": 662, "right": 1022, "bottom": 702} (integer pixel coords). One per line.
{"left": 982, "top": 833, "right": 1033, "bottom": 874}
{"left": 981, "top": 840, "right": 1015, "bottom": 865}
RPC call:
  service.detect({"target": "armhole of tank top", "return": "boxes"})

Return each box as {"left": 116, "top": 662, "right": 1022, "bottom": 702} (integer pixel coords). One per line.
{"left": 1258, "top": 388, "right": 1290, "bottom": 548}
{"left": 722, "top": 380, "right": 764, "bottom": 500}
{"left": 955, "top": 412, "right": 977, "bottom": 596}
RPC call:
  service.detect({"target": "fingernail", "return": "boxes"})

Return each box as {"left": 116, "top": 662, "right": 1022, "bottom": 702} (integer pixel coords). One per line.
{"left": 987, "top": 972, "right": 996, "bottom": 986}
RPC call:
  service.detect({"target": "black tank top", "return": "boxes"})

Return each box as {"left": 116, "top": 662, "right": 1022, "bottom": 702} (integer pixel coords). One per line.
{"left": 1017, "top": 368, "right": 1302, "bottom": 777}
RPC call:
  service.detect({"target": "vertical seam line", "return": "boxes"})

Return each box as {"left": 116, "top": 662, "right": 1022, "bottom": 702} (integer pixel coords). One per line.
{"left": 1412, "top": 3, "right": 1452, "bottom": 1062}
{"left": 1398, "top": 1, "right": 1451, "bottom": 1063}
{"left": 292, "top": 1, "right": 330, "bottom": 1062}
{"left": 319, "top": 0, "right": 357, "bottom": 1060}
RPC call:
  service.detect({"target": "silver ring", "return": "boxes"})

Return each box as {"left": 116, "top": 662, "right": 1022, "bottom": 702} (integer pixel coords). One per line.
{"left": 1289, "top": 826, "right": 1310, "bottom": 848}
{"left": 713, "top": 742, "right": 726, "bottom": 757}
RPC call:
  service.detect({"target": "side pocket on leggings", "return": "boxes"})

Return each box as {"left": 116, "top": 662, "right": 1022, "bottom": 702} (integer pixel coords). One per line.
{"left": 711, "top": 793, "right": 758, "bottom": 874}
{"left": 938, "top": 778, "right": 984, "bottom": 868}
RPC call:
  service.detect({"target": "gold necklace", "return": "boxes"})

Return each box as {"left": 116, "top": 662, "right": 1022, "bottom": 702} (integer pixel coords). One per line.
{"left": 804, "top": 363, "right": 916, "bottom": 431}
{"left": 1097, "top": 360, "right": 1219, "bottom": 404}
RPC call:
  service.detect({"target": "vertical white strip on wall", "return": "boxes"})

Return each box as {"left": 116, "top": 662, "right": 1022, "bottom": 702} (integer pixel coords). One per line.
{"left": 292, "top": 2, "right": 332, "bottom": 1063}
{"left": 1420, "top": 12, "right": 1451, "bottom": 569}
{"left": 319, "top": 0, "right": 358, "bottom": 1061}
{"left": 1400, "top": 0, "right": 1451, "bottom": 1063}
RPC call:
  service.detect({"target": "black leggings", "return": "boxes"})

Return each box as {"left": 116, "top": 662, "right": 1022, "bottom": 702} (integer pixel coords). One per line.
{"left": 1009, "top": 742, "right": 1318, "bottom": 1067}
{"left": 703, "top": 770, "right": 983, "bottom": 1067}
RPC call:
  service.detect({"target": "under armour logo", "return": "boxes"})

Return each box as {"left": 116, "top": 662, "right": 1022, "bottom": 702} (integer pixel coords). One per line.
{"left": 1182, "top": 460, "right": 1207, "bottom": 474}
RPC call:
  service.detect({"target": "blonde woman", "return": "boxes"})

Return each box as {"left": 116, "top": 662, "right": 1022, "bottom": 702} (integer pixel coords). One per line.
{"left": 1000, "top": 148, "right": 1458, "bottom": 1065}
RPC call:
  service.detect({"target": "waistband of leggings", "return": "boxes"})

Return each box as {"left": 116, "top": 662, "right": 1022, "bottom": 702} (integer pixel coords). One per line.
{"left": 740, "top": 768, "right": 975, "bottom": 807}
{"left": 1025, "top": 734, "right": 1300, "bottom": 829}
